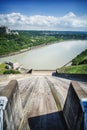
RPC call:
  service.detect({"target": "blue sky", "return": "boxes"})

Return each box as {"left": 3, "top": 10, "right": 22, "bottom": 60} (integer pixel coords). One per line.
{"left": 0, "top": 0, "right": 87, "bottom": 30}
{"left": 0, "top": 0, "right": 87, "bottom": 16}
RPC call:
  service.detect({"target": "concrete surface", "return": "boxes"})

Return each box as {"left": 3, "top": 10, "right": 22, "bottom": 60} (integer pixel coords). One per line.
{"left": 0, "top": 71, "right": 87, "bottom": 130}
{"left": 17, "top": 75, "right": 70, "bottom": 130}
{"left": 0, "top": 80, "right": 23, "bottom": 130}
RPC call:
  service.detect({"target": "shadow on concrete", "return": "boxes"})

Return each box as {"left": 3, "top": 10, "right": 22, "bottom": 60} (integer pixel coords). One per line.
{"left": 52, "top": 71, "right": 87, "bottom": 82}
{"left": 28, "top": 111, "right": 68, "bottom": 130}
{"left": 52, "top": 72, "right": 58, "bottom": 76}
{"left": 63, "top": 83, "right": 84, "bottom": 130}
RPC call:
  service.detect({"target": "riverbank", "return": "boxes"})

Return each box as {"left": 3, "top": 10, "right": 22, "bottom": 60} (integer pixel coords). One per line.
{"left": 57, "top": 49, "right": 87, "bottom": 74}
{"left": 0, "top": 45, "right": 41, "bottom": 58}
{"left": 0, "top": 42, "right": 56, "bottom": 58}
{"left": 0, "top": 39, "right": 72, "bottom": 58}
{"left": 0, "top": 40, "right": 87, "bottom": 71}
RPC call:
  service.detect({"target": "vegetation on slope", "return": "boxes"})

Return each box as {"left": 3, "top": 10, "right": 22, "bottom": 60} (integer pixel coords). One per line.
{"left": 3, "top": 69, "right": 20, "bottom": 74}
{"left": 72, "top": 49, "right": 87, "bottom": 65}
{"left": 0, "top": 30, "right": 87, "bottom": 56}
{"left": 0, "top": 63, "right": 20, "bottom": 74}
{"left": 0, "top": 32, "right": 58, "bottom": 55}
{"left": 57, "top": 65, "right": 87, "bottom": 74}
{"left": 0, "top": 63, "right": 6, "bottom": 74}
{"left": 57, "top": 49, "right": 87, "bottom": 74}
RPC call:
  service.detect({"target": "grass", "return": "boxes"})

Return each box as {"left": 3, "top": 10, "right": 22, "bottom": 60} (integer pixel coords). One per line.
{"left": 57, "top": 65, "right": 87, "bottom": 74}
{"left": 0, "top": 63, "right": 6, "bottom": 74}
{"left": 72, "top": 49, "right": 87, "bottom": 65}
{"left": 0, "top": 63, "right": 20, "bottom": 74}
{"left": 57, "top": 49, "right": 87, "bottom": 74}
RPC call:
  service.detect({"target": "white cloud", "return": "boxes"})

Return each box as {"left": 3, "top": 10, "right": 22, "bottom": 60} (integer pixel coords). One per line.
{"left": 0, "top": 12, "right": 87, "bottom": 30}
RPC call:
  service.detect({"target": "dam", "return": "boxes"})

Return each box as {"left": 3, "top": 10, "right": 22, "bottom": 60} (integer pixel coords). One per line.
{"left": 0, "top": 71, "right": 87, "bottom": 130}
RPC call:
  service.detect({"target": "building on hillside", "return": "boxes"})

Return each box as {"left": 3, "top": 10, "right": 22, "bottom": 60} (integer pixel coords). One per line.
{"left": 0, "top": 25, "right": 19, "bottom": 35}
{"left": 5, "top": 62, "right": 20, "bottom": 70}
{"left": 0, "top": 26, "right": 11, "bottom": 34}
{"left": 13, "top": 62, "right": 20, "bottom": 70}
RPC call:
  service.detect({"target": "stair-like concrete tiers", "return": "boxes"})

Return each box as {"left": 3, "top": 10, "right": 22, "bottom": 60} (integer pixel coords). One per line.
{"left": 63, "top": 81, "right": 87, "bottom": 130}
{"left": 0, "top": 80, "right": 23, "bottom": 130}
{"left": 0, "top": 79, "right": 87, "bottom": 130}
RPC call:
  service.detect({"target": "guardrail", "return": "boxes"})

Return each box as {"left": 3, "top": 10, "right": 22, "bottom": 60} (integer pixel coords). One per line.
{"left": 81, "top": 98, "right": 87, "bottom": 130}
{"left": 0, "top": 96, "right": 8, "bottom": 130}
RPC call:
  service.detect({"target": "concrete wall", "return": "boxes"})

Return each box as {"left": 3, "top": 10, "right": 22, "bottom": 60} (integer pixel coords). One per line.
{"left": 63, "top": 81, "right": 86, "bottom": 130}
{"left": 0, "top": 80, "right": 23, "bottom": 130}
{"left": 56, "top": 72, "right": 87, "bottom": 82}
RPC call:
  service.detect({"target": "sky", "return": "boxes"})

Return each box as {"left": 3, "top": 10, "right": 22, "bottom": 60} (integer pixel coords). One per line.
{"left": 0, "top": 0, "right": 87, "bottom": 31}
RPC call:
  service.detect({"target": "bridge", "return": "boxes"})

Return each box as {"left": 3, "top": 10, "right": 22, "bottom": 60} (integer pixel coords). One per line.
{"left": 0, "top": 71, "right": 87, "bottom": 130}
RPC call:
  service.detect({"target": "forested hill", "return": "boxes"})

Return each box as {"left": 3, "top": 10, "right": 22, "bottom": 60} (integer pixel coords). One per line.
{"left": 0, "top": 30, "right": 87, "bottom": 56}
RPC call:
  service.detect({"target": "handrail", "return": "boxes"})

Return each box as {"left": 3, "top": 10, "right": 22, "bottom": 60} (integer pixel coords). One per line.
{"left": 80, "top": 98, "right": 87, "bottom": 130}
{"left": 0, "top": 96, "right": 8, "bottom": 130}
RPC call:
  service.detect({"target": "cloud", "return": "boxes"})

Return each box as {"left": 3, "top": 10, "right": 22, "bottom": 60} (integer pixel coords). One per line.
{"left": 0, "top": 12, "right": 87, "bottom": 30}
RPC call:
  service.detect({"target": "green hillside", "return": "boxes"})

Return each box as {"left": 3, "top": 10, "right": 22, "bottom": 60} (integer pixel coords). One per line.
{"left": 1, "top": 29, "right": 87, "bottom": 56}
{"left": 57, "top": 49, "right": 87, "bottom": 74}
{"left": 0, "top": 31, "right": 58, "bottom": 56}
{"left": 72, "top": 49, "right": 87, "bottom": 65}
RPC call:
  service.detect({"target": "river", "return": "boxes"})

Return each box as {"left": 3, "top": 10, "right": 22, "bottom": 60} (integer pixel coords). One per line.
{"left": 0, "top": 40, "right": 87, "bottom": 70}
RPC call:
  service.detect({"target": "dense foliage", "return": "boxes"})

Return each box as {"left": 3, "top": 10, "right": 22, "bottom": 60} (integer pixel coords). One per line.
{"left": 3, "top": 69, "right": 20, "bottom": 74}
{"left": 0, "top": 30, "right": 87, "bottom": 55}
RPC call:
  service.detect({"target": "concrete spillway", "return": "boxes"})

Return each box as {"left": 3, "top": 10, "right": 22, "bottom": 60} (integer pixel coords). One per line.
{"left": 0, "top": 80, "right": 23, "bottom": 130}
{"left": 0, "top": 73, "right": 87, "bottom": 130}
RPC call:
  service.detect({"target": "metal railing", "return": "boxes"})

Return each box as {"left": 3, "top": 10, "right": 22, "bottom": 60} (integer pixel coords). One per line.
{"left": 0, "top": 96, "right": 8, "bottom": 130}
{"left": 80, "top": 98, "right": 87, "bottom": 130}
